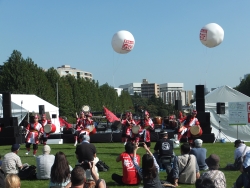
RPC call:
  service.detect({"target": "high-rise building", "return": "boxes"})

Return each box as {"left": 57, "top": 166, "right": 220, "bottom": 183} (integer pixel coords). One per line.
{"left": 119, "top": 83, "right": 141, "bottom": 95}
{"left": 141, "top": 79, "right": 160, "bottom": 98}
{"left": 160, "top": 83, "right": 184, "bottom": 104}
{"left": 56, "top": 65, "right": 93, "bottom": 80}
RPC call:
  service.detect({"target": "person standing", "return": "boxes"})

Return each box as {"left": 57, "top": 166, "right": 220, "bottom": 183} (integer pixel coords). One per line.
{"left": 112, "top": 142, "right": 141, "bottom": 185}
{"left": 121, "top": 112, "right": 136, "bottom": 145}
{"left": 74, "top": 111, "right": 85, "bottom": 146}
{"left": 39, "top": 114, "right": 48, "bottom": 145}
{"left": 36, "top": 145, "right": 55, "bottom": 180}
{"left": 139, "top": 111, "right": 154, "bottom": 148}
{"left": 84, "top": 112, "right": 96, "bottom": 135}
{"left": 190, "top": 139, "right": 208, "bottom": 170}
{"left": 25, "top": 114, "right": 43, "bottom": 156}
{"left": 1, "top": 144, "right": 23, "bottom": 175}
{"left": 178, "top": 110, "right": 201, "bottom": 144}
{"left": 154, "top": 131, "right": 174, "bottom": 174}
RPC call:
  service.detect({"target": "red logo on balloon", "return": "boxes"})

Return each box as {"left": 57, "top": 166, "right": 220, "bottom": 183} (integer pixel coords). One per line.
{"left": 122, "top": 40, "right": 134, "bottom": 51}
{"left": 200, "top": 29, "right": 207, "bottom": 41}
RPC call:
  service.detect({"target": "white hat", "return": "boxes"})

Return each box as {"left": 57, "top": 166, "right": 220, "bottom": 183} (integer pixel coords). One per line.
{"left": 194, "top": 139, "right": 203, "bottom": 147}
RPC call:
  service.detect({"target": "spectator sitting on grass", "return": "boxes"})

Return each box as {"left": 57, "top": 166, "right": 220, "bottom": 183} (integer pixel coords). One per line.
{"left": 36, "top": 145, "right": 55, "bottom": 180}
{"left": 49, "top": 151, "right": 73, "bottom": 188}
{"left": 190, "top": 139, "right": 208, "bottom": 170}
{"left": 200, "top": 154, "right": 226, "bottom": 188}
{"left": 67, "top": 164, "right": 106, "bottom": 188}
{"left": 233, "top": 150, "right": 250, "bottom": 188}
{"left": 112, "top": 142, "right": 141, "bottom": 185}
{"left": 5, "top": 174, "right": 21, "bottom": 188}
{"left": 195, "top": 178, "right": 215, "bottom": 188}
{"left": 1, "top": 144, "right": 23, "bottom": 175}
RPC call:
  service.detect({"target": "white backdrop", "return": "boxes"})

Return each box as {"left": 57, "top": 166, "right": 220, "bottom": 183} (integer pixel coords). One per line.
{"left": 193, "top": 86, "right": 250, "bottom": 142}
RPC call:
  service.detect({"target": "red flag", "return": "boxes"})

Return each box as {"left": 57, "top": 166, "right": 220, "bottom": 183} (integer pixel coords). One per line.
{"left": 59, "top": 117, "right": 72, "bottom": 129}
{"left": 103, "top": 107, "right": 119, "bottom": 122}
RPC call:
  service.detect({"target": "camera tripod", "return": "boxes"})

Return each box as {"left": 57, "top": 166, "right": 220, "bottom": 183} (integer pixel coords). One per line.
{"left": 213, "top": 115, "right": 232, "bottom": 143}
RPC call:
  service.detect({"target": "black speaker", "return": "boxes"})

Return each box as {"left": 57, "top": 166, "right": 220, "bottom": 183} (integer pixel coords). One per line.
{"left": 195, "top": 85, "right": 204, "bottom": 99}
{"left": 196, "top": 112, "right": 211, "bottom": 134}
{"left": 0, "top": 126, "right": 20, "bottom": 137}
{"left": 10, "top": 117, "right": 18, "bottom": 126}
{"left": 39, "top": 105, "right": 45, "bottom": 115}
{"left": 196, "top": 98, "right": 205, "bottom": 112}
{"left": 52, "top": 114, "right": 57, "bottom": 118}
{"left": 175, "top": 100, "right": 182, "bottom": 111}
{"left": 217, "top": 102, "right": 225, "bottom": 114}
{"left": 2, "top": 92, "right": 12, "bottom": 118}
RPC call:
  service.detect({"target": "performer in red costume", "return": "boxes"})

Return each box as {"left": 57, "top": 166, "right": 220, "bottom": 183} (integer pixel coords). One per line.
{"left": 84, "top": 112, "right": 96, "bottom": 135}
{"left": 25, "top": 114, "right": 43, "bottom": 156}
{"left": 121, "top": 112, "right": 137, "bottom": 145}
{"left": 39, "top": 114, "right": 48, "bottom": 145}
{"left": 74, "top": 111, "right": 85, "bottom": 146}
{"left": 139, "top": 111, "right": 154, "bottom": 148}
{"left": 178, "top": 110, "right": 201, "bottom": 144}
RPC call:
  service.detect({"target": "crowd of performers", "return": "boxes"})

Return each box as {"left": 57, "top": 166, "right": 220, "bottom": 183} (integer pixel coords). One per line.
{"left": 23, "top": 108, "right": 202, "bottom": 156}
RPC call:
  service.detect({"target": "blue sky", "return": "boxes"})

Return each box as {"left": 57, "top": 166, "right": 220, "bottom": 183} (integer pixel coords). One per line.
{"left": 0, "top": 1, "right": 249, "bottom": 91}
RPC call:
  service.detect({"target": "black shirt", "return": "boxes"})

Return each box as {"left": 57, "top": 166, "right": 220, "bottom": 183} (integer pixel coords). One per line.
{"left": 154, "top": 138, "right": 174, "bottom": 157}
{"left": 75, "top": 142, "right": 97, "bottom": 163}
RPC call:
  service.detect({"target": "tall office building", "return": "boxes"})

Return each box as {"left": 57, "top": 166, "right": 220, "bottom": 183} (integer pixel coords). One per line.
{"left": 141, "top": 79, "right": 160, "bottom": 98}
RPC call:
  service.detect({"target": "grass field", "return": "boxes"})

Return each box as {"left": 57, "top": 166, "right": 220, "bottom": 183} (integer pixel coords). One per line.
{"left": 1, "top": 141, "right": 248, "bottom": 188}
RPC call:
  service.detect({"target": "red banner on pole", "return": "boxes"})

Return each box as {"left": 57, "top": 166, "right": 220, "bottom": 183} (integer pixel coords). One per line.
{"left": 103, "top": 107, "right": 119, "bottom": 123}
{"left": 59, "top": 117, "right": 72, "bottom": 129}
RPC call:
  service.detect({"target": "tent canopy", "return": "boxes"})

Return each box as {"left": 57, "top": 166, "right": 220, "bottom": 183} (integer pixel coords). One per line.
{"left": 0, "top": 94, "right": 60, "bottom": 133}
{"left": 193, "top": 85, "right": 250, "bottom": 142}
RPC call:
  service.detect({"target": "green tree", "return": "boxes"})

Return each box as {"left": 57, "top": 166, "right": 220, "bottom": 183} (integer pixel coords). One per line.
{"left": 235, "top": 75, "right": 250, "bottom": 97}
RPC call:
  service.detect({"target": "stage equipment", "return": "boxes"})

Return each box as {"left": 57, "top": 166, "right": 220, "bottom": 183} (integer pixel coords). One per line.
{"left": 175, "top": 100, "right": 182, "bottom": 111}
{"left": 2, "top": 92, "right": 12, "bottom": 118}
{"left": 216, "top": 102, "right": 225, "bottom": 114}
{"left": 39, "top": 105, "right": 45, "bottom": 115}
{"left": 213, "top": 114, "right": 231, "bottom": 143}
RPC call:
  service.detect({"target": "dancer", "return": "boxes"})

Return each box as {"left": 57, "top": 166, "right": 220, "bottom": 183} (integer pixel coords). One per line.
{"left": 178, "top": 110, "right": 201, "bottom": 144}
{"left": 139, "top": 111, "right": 154, "bottom": 148}
{"left": 25, "top": 114, "right": 43, "bottom": 156}
{"left": 39, "top": 114, "right": 48, "bottom": 145}
{"left": 121, "top": 112, "right": 136, "bottom": 145}
{"left": 84, "top": 112, "right": 97, "bottom": 135}
{"left": 74, "top": 111, "right": 85, "bottom": 146}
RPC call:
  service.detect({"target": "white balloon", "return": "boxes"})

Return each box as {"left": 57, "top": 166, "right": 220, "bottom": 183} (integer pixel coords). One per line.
{"left": 200, "top": 23, "right": 224, "bottom": 48}
{"left": 111, "top": 30, "right": 135, "bottom": 54}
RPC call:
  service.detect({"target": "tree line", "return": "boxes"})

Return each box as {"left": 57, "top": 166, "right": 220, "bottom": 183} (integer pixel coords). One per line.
{"left": 0, "top": 50, "right": 176, "bottom": 123}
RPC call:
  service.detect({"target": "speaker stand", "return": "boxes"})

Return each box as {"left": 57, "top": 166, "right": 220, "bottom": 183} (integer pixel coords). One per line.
{"left": 213, "top": 115, "right": 232, "bottom": 143}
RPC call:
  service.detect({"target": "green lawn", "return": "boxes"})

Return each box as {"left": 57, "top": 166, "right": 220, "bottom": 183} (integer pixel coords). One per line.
{"left": 1, "top": 142, "right": 247, "bottom": 188}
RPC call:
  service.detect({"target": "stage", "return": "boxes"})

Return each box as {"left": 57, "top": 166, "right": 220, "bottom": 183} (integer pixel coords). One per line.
{"left": 0, "top": 126, "right": 215, "bottom": 145}
{"left": 48, "top": 129, "right": 215, "bottom": 144}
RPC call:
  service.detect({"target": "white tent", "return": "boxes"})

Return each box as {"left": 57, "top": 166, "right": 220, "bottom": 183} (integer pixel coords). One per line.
{"left": 193, "top": 85, "right": 250, "bottom": 142}
{"left": 0, "top": 94, "right": 60, "bottom": 133}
